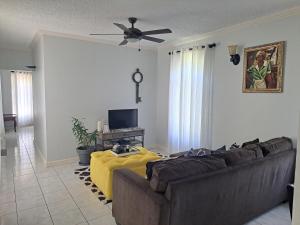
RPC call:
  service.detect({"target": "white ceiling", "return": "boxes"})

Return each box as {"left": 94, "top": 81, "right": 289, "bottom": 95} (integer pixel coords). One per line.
{"left": 0, "top": 0, "right": 300, "bottom": 50}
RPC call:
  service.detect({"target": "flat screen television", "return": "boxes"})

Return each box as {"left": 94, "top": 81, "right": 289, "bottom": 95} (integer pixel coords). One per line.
{"left": 108, "top": 109, "right": 138, "bottom": 130}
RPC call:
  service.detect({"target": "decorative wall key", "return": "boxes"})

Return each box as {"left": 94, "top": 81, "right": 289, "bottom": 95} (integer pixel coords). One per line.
{"left": 132, "top": 68, "right": 144, "bottom": 103}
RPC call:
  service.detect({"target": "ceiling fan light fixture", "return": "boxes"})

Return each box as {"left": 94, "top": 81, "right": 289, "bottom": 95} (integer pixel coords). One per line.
{"left": 127, "top": 37, "right": 139, "bottom": 43}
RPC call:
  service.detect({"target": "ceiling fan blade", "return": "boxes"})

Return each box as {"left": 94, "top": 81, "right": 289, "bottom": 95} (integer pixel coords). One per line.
{"left": 142, "top": 29, "right": 172, "bottom": 36}
{"left": 119, "top": 39, "right": 128, "bottom": 46}
{"left": 113, "top": 23, "right": 129, "bottom": 31}
{"left": 90, "top": 33, "right": 124, "bottom": 35}
{"left": 142, "top": 36, "right": 165, "bottom": 43}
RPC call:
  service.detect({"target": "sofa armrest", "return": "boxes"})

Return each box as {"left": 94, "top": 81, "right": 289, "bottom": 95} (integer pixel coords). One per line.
{"left": 112, "top": 169, "right": 169, "bottom": 225}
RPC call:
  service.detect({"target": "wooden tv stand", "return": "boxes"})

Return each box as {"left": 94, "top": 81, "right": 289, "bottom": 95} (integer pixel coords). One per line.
{"left": 98, "top": 128, "right": 145, "bottom": 150}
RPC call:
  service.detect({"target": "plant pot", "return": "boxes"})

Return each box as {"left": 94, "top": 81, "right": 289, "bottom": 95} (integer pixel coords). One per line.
{"left": 76, "top": 146, "right": 95, "bottom": 166}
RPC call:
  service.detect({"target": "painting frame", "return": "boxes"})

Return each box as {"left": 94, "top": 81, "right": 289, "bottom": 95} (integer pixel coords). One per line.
{"left": 242, "top": 41, "right": 285, "bottom": 93}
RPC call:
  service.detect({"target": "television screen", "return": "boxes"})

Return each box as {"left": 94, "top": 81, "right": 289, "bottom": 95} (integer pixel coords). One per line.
{"left": 108, "top": 109, "right": 138, "bottom": 130}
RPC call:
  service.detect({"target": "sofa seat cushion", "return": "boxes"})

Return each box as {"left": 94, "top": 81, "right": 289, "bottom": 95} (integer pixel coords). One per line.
{"left": 259, "top": 137, "right": 293, "bottom": 156}
{"left": 149, "top": 157, "right": 227, "bottom": 193}
{"left": 215, "top": 145, "right": 263, "bottom": 166}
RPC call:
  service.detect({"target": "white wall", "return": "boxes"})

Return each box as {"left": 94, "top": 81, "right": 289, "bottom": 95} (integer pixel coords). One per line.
{"left": 0, "top": 70, "right": 12, "bottom": 114}
{"left": 32, "top": 35, "right": 48, "bottom": 161}
{"left": 0, "top": 48, "right": 32, "bottom": 71}
{"left": 156, "top": 13, "right": 300, "bottom": 150}
{"left": 42, "top": 35, "right": 157, "bottom": 162}
{"left": 156, "top": 48, "right": 171, "bottom": 150}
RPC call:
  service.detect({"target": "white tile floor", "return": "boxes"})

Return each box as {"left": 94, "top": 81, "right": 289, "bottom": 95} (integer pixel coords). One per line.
{"left": 0, "top": 127, "right": 116, "bottom": 225}
{"left": 0, "top": 127, "right": 292, "bottom": 225}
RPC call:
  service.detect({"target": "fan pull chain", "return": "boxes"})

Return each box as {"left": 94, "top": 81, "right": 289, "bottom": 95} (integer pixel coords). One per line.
{"left": 138, "top": 40, "right": 141, "bottom": 52}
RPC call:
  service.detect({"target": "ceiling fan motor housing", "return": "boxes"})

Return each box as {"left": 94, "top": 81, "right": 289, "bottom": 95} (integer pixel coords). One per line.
{"left": 124, "top": 27, "right": 142, "bottom": 40}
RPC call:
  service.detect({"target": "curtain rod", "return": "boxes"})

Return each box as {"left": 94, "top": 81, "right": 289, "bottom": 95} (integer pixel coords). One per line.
{"left": 168, "top": 43, "right": 216, "bottom": 55}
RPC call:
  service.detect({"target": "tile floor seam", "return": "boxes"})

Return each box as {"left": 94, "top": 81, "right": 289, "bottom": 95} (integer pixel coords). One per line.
{"left": 19, "top": 135, "right": 55, "bottom": 225}
{"left": 53, "top": 165, "right": 91, "bottom": 225}
{"left": 12, "top": 165, "right": 20, "bottom": 225}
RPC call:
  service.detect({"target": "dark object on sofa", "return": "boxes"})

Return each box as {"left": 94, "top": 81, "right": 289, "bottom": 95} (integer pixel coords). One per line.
{"left": 168, "top": 147, "right": 210, "bottom": 158}
{"left": 169, "top": 145, "right": 225, "bottom": 158}
{"left": 112, "top": 138, "right": 296, "bottom": 225}
{"left": 229, "top": 142, "right": 240, "bottom": 149}
{"left": 242, "top": 138, "right": 259, "bottom": 147}
{"left": 183, "top": 148, "right": 211, "bottom": 157}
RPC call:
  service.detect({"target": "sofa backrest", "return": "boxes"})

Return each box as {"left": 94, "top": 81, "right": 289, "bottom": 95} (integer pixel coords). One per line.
{"left": 149, "top": 144, "right": 263, "bottom": 193}
{"left": 164, "top": 149, "right": 296, "bottom": 225}
{"left": 148, "top": 137, "right": 292, "bottom": 194}
{"left": 149, "top": 156, "right": 227, "bottom": 192}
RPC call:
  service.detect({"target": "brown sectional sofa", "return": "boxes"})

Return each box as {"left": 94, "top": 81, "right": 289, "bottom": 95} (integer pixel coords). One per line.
{"left": 112, "top": 137, "right": 296, "bottom": 225}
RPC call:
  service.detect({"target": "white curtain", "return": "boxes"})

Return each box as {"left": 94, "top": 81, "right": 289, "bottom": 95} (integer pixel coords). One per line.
{"left": 168, "top": 47, "right": 214, "bottom": 153}
{"left": 11, "top": 71, "right": 34, "bottom": 127}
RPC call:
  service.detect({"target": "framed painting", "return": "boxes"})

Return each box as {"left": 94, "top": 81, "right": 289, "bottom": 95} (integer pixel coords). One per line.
{"left": 243, "top": 41, "right": 285, "bottom": 93}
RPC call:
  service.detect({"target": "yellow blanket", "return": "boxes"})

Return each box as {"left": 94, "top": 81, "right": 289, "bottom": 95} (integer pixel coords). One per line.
{"left": 90, "top": 147, "right": 161, "bottom": 200}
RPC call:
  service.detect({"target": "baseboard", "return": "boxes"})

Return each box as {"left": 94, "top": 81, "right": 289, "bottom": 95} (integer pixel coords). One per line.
{"left": 33, "top": 140, "right": 47, "bottom": 165}
{"left": 46, "top": 156, "right": 78, "bottom": 167}
{"left": 33, "top": 140, "right": 78, "bottom": 167}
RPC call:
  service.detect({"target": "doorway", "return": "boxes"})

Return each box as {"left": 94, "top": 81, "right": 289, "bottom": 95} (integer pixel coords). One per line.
{"left": 1, "top": 70, "right": 33, "bottom": 132}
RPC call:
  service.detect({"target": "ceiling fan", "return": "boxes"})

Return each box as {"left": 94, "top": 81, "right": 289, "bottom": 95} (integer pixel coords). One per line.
{"left": 90, "top": 17, "right": 172, "bottom": 46}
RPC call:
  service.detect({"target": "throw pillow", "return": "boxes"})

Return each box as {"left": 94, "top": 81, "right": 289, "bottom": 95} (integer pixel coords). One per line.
{"left": 243, "top": 143, "right": 264, "bottom": 158}
{"left": 215, "top": 147, "right": 263, "bottom": 166}
{"left": 259, "top": 137, "right": 293, "bottom": 156}
{"left": 241, "top": 138, "right": 260, "bottom": 148}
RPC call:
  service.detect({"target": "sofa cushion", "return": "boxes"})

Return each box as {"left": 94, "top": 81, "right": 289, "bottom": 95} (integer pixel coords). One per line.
{"left": 215, "top": 145, "right": 263, "bottom": 166}
{"left": 259, "top": 137, "right": 293, "bottom": 156}
{"left": 149, "top": 157, "right": 227, "bottom": 193}
{"left": 243, "top": 143, "right": 264, "bottom": 158}
{"left": 242, "top": 138, "right": 260, "bottom": 147}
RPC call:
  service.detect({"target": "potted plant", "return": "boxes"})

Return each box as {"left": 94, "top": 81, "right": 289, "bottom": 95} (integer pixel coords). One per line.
{"left": 72, "top": 117, "right": 98, "bottom": 165}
